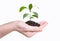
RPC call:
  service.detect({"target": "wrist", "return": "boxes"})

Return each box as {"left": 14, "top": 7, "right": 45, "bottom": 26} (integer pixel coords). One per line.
{"left": 11, "top": 21, "right": 20, "bottom": 31}
{"left": 13, "top": 21, "right": 23, "bottom": 31}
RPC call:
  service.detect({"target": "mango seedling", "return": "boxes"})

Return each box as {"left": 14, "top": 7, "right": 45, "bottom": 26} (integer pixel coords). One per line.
{"left": 19, "top": 3, "right": 40, "bottom": 27}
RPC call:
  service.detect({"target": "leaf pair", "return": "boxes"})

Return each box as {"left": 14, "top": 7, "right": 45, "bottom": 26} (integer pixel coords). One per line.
{"left": 23, "top": 12, "right": 38, "bottom": 19}
{"left": 19, "top": 4, "right": 33, "bottom": 12}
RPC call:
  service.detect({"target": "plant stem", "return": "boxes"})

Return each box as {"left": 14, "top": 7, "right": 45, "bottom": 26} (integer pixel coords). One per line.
{"left": 29, "top": 10, "right": 31, "bottom": 21}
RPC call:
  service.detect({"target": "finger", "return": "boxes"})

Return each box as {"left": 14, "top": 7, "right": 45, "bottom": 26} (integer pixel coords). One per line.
{"left": 24, "top": 25, "right": 42, "bottom": 32}
{"left": 39, "top": 21, "right": 48, "bottom": 29}
{"left": 39, "top": 21, "right": 48, "bottom": 25}
{"left": 20, "top": 31, "right": 37, "bottom": 38}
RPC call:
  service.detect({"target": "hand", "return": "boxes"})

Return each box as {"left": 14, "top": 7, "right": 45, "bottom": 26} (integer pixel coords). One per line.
{"left": 0, "top": 20, "right": 48, "bottom": 38}
{"left": 15, "top": 21, "right": 48, "bottom": 37}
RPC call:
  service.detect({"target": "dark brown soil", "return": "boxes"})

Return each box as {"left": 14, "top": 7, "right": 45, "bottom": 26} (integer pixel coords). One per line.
{"left": 25, "top": 20, "right": 40, "bottom": 27}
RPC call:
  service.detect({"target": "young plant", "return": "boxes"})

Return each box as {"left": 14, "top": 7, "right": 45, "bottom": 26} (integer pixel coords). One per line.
{"left": 19, "top": 3, "right": 40, "bottom": 26}
{"left": 19, "top": 3, "right": 38, "bottom": 20}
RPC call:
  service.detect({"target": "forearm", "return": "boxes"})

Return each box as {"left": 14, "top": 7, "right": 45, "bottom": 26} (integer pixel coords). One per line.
{"left": 0, "top": 21, "right": 16, "bottom": 38}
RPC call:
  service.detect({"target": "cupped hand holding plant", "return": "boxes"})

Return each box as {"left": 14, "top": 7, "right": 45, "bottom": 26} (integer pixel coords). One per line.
{"left": 15, "top": 20, "right": 48, "bottom": 37}
{"left": 18, "top": 4, "right": 48, "bottom": 37}
{"left": 0, "top": 4, "right": 48, "bottom": 38}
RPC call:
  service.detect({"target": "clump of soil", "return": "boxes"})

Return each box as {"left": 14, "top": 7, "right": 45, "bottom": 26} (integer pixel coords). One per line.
{"left": 26, "top": 20, "right": 40, "bottom": 27}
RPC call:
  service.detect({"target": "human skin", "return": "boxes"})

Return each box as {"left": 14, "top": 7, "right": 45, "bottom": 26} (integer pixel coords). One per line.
{"left": 17, "top": 21, "right": 48, "bottom": 37}
{"left": 0, "top": 20, "right": 48, "bottom": 38}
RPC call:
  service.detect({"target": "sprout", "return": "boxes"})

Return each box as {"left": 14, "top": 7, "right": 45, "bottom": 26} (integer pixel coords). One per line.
{"left": 19, "top": 3, "right": 39, "bottom": 20}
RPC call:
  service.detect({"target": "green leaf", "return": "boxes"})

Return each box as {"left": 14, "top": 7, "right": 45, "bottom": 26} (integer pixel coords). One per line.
{"left": 30, "top": 16, "right": 34, "bottom": 19}
{"left": 23, "top": 13, "right": 29, "bottom": 19}
{"left": 29, "top": 4, "right": 33, "bottom": 11}
{"left": 32, "top": 12, "right": 38, "bottom": 18}
{"left": 19, "top": 6, "right": 27, "bottom": 12}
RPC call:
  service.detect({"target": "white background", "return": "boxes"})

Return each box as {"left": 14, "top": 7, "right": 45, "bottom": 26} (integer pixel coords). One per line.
{"left": 0, "top": 0, "right": 60, "bottom": 41}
